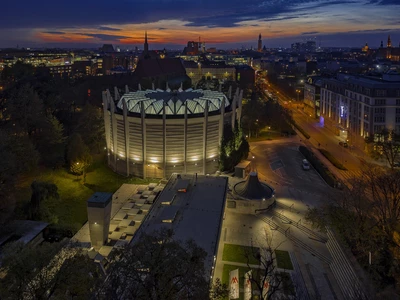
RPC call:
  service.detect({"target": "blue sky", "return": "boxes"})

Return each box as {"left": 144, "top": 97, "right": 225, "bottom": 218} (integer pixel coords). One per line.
{"left": 0, "top": 0, "right": 399, "bottom": 48}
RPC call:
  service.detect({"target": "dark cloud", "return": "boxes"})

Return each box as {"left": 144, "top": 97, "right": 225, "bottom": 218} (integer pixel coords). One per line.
{"left": 302, "top": 31, "right": 319, "bottom": 35}
{"left": 43, "top": 31, "right": 66, "bottom": 35}
{"left": 98, "top": 26, "right": 121, "bottom": 31}
{"left": 372, "top": 0, "right": 400, "bottom": 4}
{"left": 158, "top": 27, "right": 167, "bottom": 30}
{"left": 0, "top": 0, "right": 361, "bottom": 29}
{"left": 78, "top": 33, "right": 132, "bottom": 40}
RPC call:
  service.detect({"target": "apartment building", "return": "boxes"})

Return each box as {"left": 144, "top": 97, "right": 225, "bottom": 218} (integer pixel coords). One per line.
{"left": 320, "top": 72, "right": 400, "bottom": 143}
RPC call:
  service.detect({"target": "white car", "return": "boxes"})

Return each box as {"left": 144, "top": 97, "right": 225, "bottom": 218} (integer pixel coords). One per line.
{"left": 302, "top": 159, "right": 310, "bottom": 170}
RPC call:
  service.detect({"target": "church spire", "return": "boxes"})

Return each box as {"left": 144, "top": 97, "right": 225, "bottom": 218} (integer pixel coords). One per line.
{"left": 144, "top": 31, "right": 149, "bottom": 55}
{"left": 387, "top": 35, "right": 392, "bottom": 48}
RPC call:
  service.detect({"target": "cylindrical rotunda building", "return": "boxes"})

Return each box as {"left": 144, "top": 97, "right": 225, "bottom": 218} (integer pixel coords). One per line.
{"left": 103, "top": 85, "right": 243, "bottom": 178}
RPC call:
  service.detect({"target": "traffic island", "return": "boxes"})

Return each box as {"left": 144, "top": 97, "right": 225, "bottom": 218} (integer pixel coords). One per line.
{"left": 318, "top": 149, "right": 347, "bottom": 170}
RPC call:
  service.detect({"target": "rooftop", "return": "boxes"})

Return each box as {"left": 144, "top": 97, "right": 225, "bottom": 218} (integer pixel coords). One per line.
{"left": 133, "top": 173, "right": 228, "bottom": 277}
{"left": 88, "top": 192, "right": 113, "bottom": 204}
{"left": 117, "top": 88, "right": 230, "bottom": 115}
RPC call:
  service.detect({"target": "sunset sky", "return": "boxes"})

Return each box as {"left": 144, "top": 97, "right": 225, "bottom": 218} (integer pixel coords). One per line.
{"left": 0, "top": 0, "right": 399, "bottom": 49}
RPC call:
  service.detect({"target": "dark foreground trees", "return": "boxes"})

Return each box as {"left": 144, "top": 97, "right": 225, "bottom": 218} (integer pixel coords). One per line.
{"left": 100, "top": 229, "right": 210, "bottom": 300}
{"left": 0, "top": 242, "right": 102, "bottom": 300}
{"left": 306, "top": 164, "right": 400, "bottom": 296}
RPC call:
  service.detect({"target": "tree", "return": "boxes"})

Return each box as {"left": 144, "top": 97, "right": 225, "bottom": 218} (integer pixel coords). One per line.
{"left": 66, "top": 133, "right": 92, "bottom": 180}
{"left": 36, "top": 115, "right": 66, "bottom": 167}
{"left": 0, "top": 129, "right": 39, "bottom": 224}
{"left": 0, "top": 241, "right": 64, "bottom": 299}
{"left": 219, "top": 123, "right": 249, "bottom": 172}
{"left": 0, "top": 242, "right": 102, "bottom": 300}
{"left": 3, "top": 84, "right": 46, "bottom": 136}
{"left": 101, "top": 229, "right": 210, "bottom": 300}
{"left": 209, "top": 278, "right": 229, "bottom": 300}
{"left": 53, "top": 250, "right": 103, "bottom": 299}
{"left": 29, "top": 181, "right": 60, "bottom": 223}
{"left": 305, "top": 164, "right": 400, "bottom": 293}
{"left": 242, "top": 235, "right": 288, "bottom": 300}
{"left": 372, "top": 129, "right": 400, "bottom": 169}
{"left": 74, "top": 104, "right": 105, "bottom": 153}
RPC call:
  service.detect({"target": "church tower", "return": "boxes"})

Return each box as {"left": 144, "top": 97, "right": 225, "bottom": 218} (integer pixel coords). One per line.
{"left": 258, "top": 34, "right": 262, "bottom": 52}
{"left": 144, "top": 31, "right": 149, "bottom": 56}
{"left": 386, "top": 35, "right": 392, "bottom": 59}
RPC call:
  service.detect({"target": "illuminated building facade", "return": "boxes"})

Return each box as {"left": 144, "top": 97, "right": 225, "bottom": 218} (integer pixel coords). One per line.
{"left": 103, "top": 86, "right": 243, "bottom": 178}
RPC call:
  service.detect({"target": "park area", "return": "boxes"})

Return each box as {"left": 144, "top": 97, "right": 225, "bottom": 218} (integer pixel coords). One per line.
{"left": 14, "top": 156, "right": 155, "bottom": 232}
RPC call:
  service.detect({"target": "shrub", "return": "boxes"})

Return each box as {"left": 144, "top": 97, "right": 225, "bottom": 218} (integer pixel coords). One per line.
{"left": 318, "top": 149, "right": 347, "bottom": 170}
{"left": 290, "top": 120, "right": 310, "bottom": 139}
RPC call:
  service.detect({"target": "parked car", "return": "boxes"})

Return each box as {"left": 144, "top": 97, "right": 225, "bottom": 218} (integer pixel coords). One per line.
{"left": 302, "top": 159, "right": 310, "bottom": 170}
{"left": 339, "top": 141, "right": 349, "bottom": 148}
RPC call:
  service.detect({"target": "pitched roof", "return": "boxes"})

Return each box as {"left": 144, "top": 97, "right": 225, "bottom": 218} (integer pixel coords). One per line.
{"left": 134, "top": 58, "right": 186, "bottom": 78}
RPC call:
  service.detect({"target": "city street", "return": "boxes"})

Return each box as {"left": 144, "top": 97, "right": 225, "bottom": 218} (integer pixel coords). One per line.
{"left": 260, "top": 79, "right": 383, "bottom": 183}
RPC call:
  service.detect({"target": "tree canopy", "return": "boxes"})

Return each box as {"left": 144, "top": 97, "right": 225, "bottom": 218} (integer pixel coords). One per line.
{"left": 101, "top": 229, "right": 210, "bottom": 300}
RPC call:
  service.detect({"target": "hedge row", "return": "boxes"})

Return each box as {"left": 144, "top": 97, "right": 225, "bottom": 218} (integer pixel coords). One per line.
{"left": 292, "top": 122, "right": 310, "bottom": 139}
{"left": 286, "top": 118, "right": 310, "bottom": 139}
{"left": 318, "top": 149, "right": 347, "bottom": 170}
{"left": 299, "top": 145, "right": 337, "bottom": 188}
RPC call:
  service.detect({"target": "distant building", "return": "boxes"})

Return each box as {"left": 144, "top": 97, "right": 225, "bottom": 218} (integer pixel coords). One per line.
{"left": 183, "top": 58, "right": 236, "bottom": 85}
{"left": 134, "top": 57, "right": 190, "bottom": 89}
{"left": 258, "top": 34, "right": 262, "bottom": 52}
{"left": 101, "top": 44, "right": 115, "bottom": 53}
{"left": 320, "top": 72, "right": 400, "bottom": 145}
{"left": 377, "top": 35, "right": 400, "bottom": 61}
{"left": 235, "top": 65, "right": 256, "bottom": 89}
{"left": 291, "top": 41, "right": 316, "bottom": 53}
{"left": 183, "top": 41, "right": 199, "bottom": 55}
{"left": 304, "top": 76, "right": 323, "bottom": 117}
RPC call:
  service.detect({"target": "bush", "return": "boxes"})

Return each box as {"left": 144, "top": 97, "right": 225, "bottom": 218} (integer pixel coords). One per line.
{"left": 299, "top": 146, "right": 337, "bottom": 187}
{"left": 289, "top": 120, "right": 310, "bottom": 139}
{"left": 318, "top": 149, "right": 347, "bottom": 170}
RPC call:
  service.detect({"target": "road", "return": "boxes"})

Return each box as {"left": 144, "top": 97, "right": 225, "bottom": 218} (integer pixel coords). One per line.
{"left": 258, "top": 78, "right": 381, "bottom": 183}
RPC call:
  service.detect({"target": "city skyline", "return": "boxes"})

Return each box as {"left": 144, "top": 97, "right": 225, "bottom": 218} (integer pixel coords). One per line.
{"left": 0, "top": 0, "right": 399, "bottom": 49}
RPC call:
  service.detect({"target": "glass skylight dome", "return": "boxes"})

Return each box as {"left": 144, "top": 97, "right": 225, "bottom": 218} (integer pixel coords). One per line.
{"left": 116, "top": 88, "right": 230, "bottom": 115}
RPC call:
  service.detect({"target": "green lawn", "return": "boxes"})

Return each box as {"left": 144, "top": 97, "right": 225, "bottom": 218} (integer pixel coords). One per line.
{"left": 15, "top": 156, "right": 156, "bottom": 232}
{"left": 222, "top": 244, "right": 260, "bottom": 265}
{"left": 275, "top": 250, "right": 294, "bottom": 270}
{"left": 248, "top": 129, "right": 282, "bottom": 142}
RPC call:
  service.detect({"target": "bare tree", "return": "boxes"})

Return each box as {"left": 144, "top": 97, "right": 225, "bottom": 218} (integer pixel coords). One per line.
{"left": 241, "top": 232, "right": 291, "bottom": 300}
{"left": 372, "top": 129, "right": 400, "bottom": 169}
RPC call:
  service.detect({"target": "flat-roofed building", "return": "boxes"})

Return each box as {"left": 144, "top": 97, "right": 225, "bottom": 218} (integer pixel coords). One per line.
{"left": 132, "top": 173, "right": 228, "bottom": 279}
